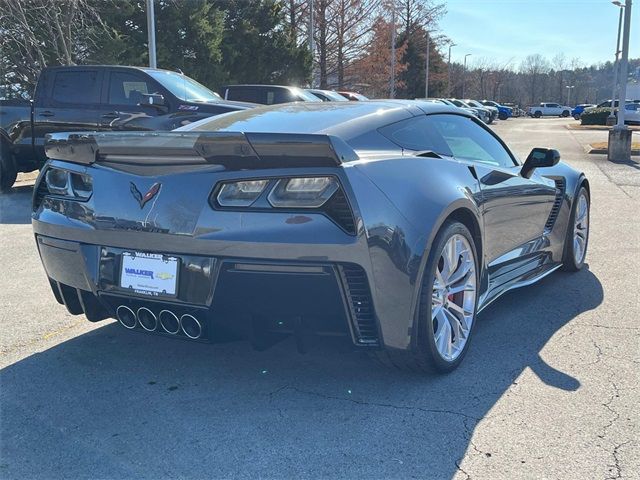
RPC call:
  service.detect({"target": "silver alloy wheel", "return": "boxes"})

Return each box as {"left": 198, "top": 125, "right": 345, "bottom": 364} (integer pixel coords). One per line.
{"left": 573, "top": 192, "right": 589, "bottom": 264}
{"left": 431, "top": 234, "right": 477, "bottom": 362}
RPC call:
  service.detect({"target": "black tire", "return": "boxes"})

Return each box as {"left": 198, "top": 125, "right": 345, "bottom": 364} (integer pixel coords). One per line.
{"left": 498, "top": 112, "right": 508, "bottom": 120}
{"left": 375, "top": 221, "right": 479, "bottom": 373}
{"left": 562, "top": 110, "right": 570, "bottom": 117}
{"left": 0, "top": 141, "right": 17, "bottom": 193}
{"left": 561, "top": 186, "right": 590, "bottom": 272}
{"left": 534, "top": 111, "right": 542, "bottom": 118}
{"left": 573, "top": 114, "right": 581, "bottom": 121}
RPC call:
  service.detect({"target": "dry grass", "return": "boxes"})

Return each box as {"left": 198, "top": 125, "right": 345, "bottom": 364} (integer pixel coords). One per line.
{"left": 567, "top": 123, "right": 640, "bottom": 131}
{"left": 590, "top": 141, "right": 640, "bottom": 150}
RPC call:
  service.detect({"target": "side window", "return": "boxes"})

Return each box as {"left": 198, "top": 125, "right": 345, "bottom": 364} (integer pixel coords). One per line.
{"left": 378, "top": 116, "right": 453, "bottom": 155}
{"left": 274, "top": 89, "right": 297, "bottom": 104}
{"left": 108, "top": 72, "right": 154, "bottom": 106}
{"left": 429, "top": 114, "right": 515, "bottom": 168}
{"left": 226, "top": 87, "right": 259, "bottom": 103}
{"left": 51, "top": 71, "right": 100, "bottom": 105}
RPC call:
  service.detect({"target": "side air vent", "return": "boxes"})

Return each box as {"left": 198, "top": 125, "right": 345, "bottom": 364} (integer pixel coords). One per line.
{"left": 322, "top": 189, "right": 356, "bottom": 235}
{"left": 544, "top": 178, "right": 566, "bottom": 233}
{"left": 338, "top": 264, "right": 379, "bottom": 345}
{"left": 33, "top": 174, "right": 49, "bottom": 211}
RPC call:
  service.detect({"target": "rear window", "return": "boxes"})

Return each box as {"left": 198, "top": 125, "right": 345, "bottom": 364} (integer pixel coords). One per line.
{"left": 51, "top": 71, "right": 100, "bottom": 105}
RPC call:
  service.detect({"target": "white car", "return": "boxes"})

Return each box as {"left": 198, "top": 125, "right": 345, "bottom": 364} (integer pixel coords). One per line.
{"left": 621, "top": 103, "right": 640, "bottom": 125}
{"left": 529, "top": 102, "right": 572, "bottom": 118}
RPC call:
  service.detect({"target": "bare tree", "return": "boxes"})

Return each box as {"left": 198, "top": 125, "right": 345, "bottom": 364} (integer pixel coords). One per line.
{"left": 330, "top": 0, "right": 379, "bottom": 87}
{"left": 520, "top": 53, "right": 551, "bottom": 104}
{"left": 0, "top": 0, "right": 108, "bottom": 93}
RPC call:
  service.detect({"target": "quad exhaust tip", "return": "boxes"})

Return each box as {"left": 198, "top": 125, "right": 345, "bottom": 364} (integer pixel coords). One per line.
{"left": 116, "top": 305, "right": 202, "bottom": 339}
{"left": 116, "top": 305, "right": 137, "bottom": 329}
{"left": 180, "top": 314, "right": 202, "bottom": 339}
{"left": 159, "top": 310, "right": 180, "bottom": 335}
{"left": 137, "top": 307, "right": 158, "bottom": 332}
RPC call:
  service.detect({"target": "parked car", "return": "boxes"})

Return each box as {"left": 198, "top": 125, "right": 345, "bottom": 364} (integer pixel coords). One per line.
{"left": 528, "top": 103, "right": 572, "bottom": 118}
{"left": 481, "top": 100, "right": 513, "bottom": 120}
{"left": 619, "top": 103, "right": 640, "bottom": 125}
{"left": 448, "top": 99, "right": 491, "bottom": 124}
{"left": 307, "top": 89, "right": 349, "bottom": 102}
{"left": 464, "top": 99, "right": 498, "bottom": 122}
{"left": 0, "top": 65, "right": 252, "bottom": 191}
{"left": 33, "top": 100, "right": 590, "bottom": 373}
{"left": 582, "top": 99, "right": 640, "bottom": 115}
{"left": 571, "top": 104, "right": 596, "bottom": 120}
{"left": 337, "top": 91, "right": 369, "bottom": 101}
{"left": 221, "top": 85, "right": 322, "bottom": 105}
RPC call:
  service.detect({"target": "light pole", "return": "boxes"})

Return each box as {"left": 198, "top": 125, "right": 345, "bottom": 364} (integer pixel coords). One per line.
{"left": 309, "top": 0, "right": 315, "bottom": 87}
{"left": 462, "top": 53, "right": 471, "bottom": 98}
{"left": 565, "top": 85, "right": 575, "bottom": 105}
{"left": 447, "top": 42, "right": 456, "bottom": 96}
{"left": 146, "top": 0, "right": 157, "bottom": 68}
{"left": 424, "top": 33, "right": 430, "bottom": 98}
{"left": 390, "top": 5, "right": 396, "bottom": 98}
{"left": 608, "top": 0, "right": 625, "bottom": 124}
{"left": 608, "top": 0, "right": 633, "bottom": 162}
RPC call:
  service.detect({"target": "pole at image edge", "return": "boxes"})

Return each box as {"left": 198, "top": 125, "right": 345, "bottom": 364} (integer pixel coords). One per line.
{"left": 608, "top": 0, "right": 633, "bottom": 162}
{"left": 608, "top": 1, "right": 625, "bottom": 124}
{"left": 425, "top": 34, "right": 430, "bottom": 99}
{"left": 146, "top": 0, "right": 157, "bottom": 69}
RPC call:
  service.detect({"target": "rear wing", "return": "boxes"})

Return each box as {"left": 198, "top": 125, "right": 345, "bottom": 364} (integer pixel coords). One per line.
{"left": 44, "top": 131, "right": 358, "bottom": 170}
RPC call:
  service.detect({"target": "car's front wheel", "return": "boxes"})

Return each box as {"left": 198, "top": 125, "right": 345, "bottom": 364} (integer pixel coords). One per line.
{"left": 534, "top": 111, "right": 542, "bottom": 118}
{"left": 562, "top": 110, "right": 570, "bottom": 117}
{"left": 562, "top": 186, "right": 590, "bottom": 271}
{"left": 376, "top": 221, "right": 479, "bottom": 373}
{"left": 498, "top": 112, "right": 508, "bottom": 120}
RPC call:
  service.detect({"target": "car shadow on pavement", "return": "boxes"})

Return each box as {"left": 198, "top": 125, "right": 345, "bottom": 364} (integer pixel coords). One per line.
{"left": 0, "top": 268, "right": 603, "bottom": 479}
{"left": 0, "top": 186, "right": 34, "bottom": 224}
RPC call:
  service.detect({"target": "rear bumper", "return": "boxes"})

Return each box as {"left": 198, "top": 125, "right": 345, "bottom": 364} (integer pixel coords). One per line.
{"left": 34, "top": 231, "right": 381, "bottom": 348}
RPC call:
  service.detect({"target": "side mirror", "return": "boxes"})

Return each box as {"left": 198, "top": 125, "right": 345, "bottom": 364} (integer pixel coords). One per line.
{"left": 521, "top": 148, "right": 560, "bottom": 179}
{"left": 139, "top": 93, "right": 165, "bottom": 107}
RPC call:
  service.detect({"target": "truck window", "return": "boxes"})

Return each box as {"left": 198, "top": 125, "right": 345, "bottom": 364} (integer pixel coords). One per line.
{"left": 109, "top": 72, "right": 154, "bottom": 105}
{"left": 51, "top": 71, "right": 100, "bottom": 105}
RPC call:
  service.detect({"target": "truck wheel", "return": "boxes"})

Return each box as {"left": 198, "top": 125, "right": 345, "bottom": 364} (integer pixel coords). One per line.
{"left": 534, "top": 111, "right": 542, "bottom": 118}
{"left": 0, "top": 142, "right": 17, "bottom": 193}
{"left": 562, "top": 110, "right": 570, "bottom": 117}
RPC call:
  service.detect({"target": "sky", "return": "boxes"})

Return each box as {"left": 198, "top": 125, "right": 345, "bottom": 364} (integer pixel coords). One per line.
{"left": 439, "top": 0, "right": 639, "bottom": 69}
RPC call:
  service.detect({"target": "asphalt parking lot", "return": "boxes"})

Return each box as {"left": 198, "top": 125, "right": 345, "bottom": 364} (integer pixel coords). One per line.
{"left": 1, "top": 117, "right": 638, "bottom": 479}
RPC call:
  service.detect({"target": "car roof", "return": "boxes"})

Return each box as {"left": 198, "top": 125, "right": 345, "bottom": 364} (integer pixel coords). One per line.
{"left": 186, "top": 100, "right": 468, "bottom": 138}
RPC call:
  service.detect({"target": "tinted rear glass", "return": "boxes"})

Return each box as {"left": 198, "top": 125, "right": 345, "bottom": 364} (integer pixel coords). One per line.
{"left": 52, "top": 71, "right": 100, "bottom": 105}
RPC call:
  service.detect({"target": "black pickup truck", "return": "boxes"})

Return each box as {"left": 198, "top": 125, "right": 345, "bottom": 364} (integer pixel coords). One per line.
{"left": 0, "top": 65, "right": 252, "bottom": 191}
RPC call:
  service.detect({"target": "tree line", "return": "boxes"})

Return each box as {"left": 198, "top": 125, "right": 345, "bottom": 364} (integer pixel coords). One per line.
{"left": 1, "top": 0, "right": 637, "bottom": 106}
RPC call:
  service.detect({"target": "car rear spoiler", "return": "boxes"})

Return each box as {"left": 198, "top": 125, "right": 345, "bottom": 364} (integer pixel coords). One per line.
{"left": 44, "top": 131, "right": 358, "bottom": 169}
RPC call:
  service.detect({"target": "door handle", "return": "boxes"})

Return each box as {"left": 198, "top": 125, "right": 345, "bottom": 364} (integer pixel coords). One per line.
{"left": 39, "top": 111, "right": 54, "bottom": 117}
{"left": 101, "top": 112, "right": 120, "bottom": 119}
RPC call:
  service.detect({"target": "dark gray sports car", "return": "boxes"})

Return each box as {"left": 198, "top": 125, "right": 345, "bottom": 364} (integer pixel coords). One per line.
{"left": 32, "top": 101, "right": 590, "bottom": 372}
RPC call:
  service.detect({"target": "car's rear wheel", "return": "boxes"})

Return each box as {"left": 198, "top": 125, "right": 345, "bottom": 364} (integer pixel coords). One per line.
{"left": 534, "top": 111, "right": 542, "bottom": 118}
{"left": 376, "top": 221, "right": 479, "bottom": 373}
{"left": 562, "top": 186, "right": 590, "bottom": 271}
{"left": 573, "top": 114, "right": 581, "bottom": 120}
{"left": 498, "top": 112, "right": 508, "bottom": 120}
{"left": 0, "top": 141, "right": 17, "bottom": 193}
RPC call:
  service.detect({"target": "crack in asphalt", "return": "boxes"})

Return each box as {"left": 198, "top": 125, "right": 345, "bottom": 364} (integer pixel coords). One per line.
{"left": 605, "top": 441, "right": 630, "bottom": 480}
{"left": 269, "top": 385, "right": 480, "bottom": 421}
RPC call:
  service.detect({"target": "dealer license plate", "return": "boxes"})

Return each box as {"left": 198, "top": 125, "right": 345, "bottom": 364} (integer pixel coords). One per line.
{"left": 120, "top": 252, "right": 179, "bottom": 297}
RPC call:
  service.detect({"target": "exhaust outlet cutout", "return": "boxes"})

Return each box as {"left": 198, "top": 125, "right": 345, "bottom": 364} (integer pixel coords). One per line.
{"left": 137, "top": 307, "right": 158, "bottom": 331}
{"left": 159, "top": 310, "right": 180, "bottom": 334}
{"left": 116, "top": 305, "right": 137, "bottom": 329}
{"left": 180, "top": 314, "right": 202, "bottom": 339}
